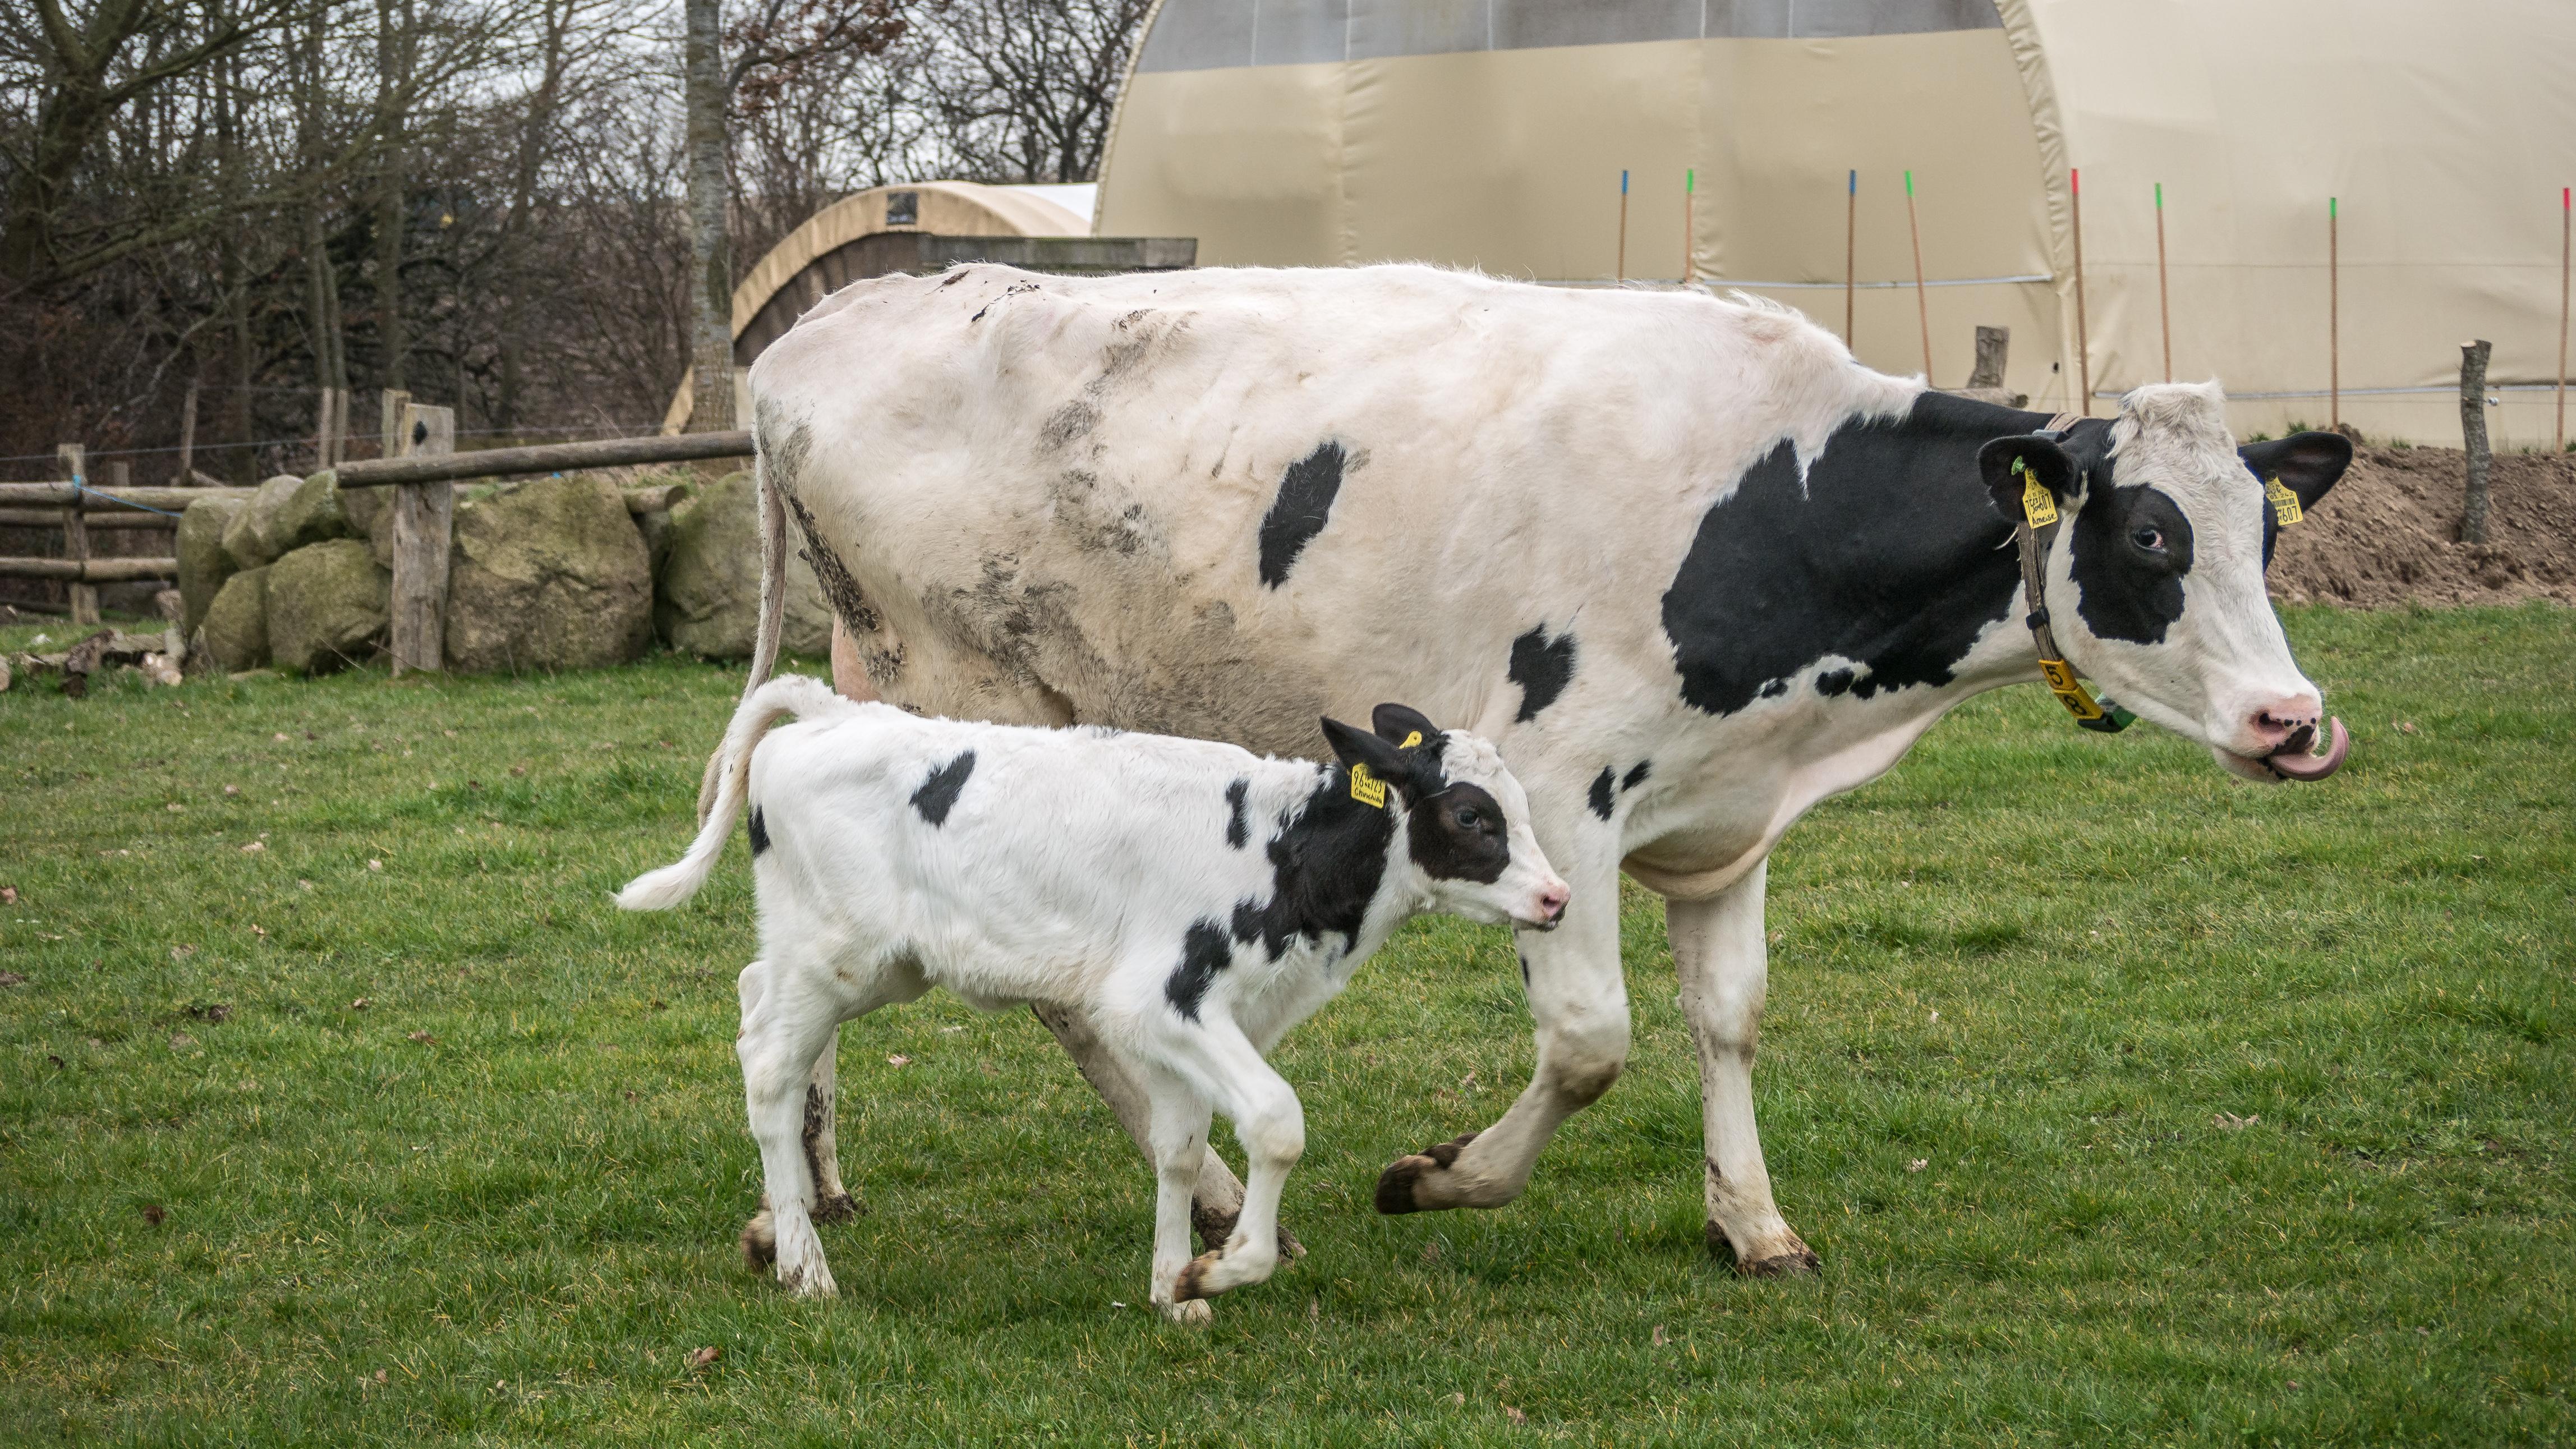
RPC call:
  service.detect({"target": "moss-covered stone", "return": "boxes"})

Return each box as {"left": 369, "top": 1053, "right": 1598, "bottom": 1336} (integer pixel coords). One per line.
{"left": 219, "top": 475, "right": 301, "bottom": 572}
{"left": 653, "top": 470, "right": 832, "bottom": 660}
{"left": 264, "top": 470, "right": 349, "bottom": 555}
{"left": 176, "top": 495, "right": 247, "bottom": 636}
{"left": 265, "top": 539, "right": 389, "bottom": 674}
{"left": 444, "top": 475, "right": 652, "bottom": 673}
{"left": 200, "top": 566, "right": 270, "bottom": 671}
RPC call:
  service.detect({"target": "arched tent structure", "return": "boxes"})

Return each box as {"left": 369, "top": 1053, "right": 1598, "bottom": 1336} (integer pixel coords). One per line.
{"left": 661, "top": 181, "right": 1094, "bottom": 433}
{"left": 1097, "top": 0, "right": 2576, "bottom": 444}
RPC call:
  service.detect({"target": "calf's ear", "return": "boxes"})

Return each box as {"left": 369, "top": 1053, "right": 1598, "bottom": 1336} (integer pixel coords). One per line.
{"left": 2240, "top": 431, "right": 2351, "bottom": 513}
{"left": 1370, "top": 703, "right": 1439, "bottom": 748}
{"left": 1321, "top": 716, "right": 1413, "bottom": 788}
{"left": 1977, "top": 435, "right": 2080, "bottom": 525}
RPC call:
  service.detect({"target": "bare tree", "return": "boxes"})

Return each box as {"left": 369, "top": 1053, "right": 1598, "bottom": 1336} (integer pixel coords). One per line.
{"left": 919, "top": 0, "right": 1144, "bottom": 185}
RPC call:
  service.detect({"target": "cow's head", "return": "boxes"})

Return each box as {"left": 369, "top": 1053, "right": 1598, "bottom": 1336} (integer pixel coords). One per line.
{"left": 1977, "top": 383, "right": 2352, "bottom": 783}
{"left": 1320, "top": 705, "right": 1571, "bottom": 929}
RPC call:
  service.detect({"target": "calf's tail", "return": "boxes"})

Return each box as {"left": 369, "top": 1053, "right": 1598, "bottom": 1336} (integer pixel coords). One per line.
{"left": 620, "top": 673, "right": 850, "bottom": 912}
{"left": 698, "top": 440, "right": 793, "bottom": 824}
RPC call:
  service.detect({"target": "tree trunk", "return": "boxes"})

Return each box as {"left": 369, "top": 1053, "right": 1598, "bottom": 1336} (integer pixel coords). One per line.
{"left": 2458, "top": 339, "right": 2494, "bottom": 545}
{"left": 496, "top": 0, "right": 573, "bottom": 434}
{"left": 683, "top": 0, "right": 735, "bottom": 431}
{"left": 374, "top": 0, "right": 411, "bottom": 391}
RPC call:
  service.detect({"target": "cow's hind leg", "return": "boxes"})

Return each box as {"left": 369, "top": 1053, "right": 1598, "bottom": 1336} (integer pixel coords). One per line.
{"left": 1671, "top": 860, "right": 1817, "bottom": 1275}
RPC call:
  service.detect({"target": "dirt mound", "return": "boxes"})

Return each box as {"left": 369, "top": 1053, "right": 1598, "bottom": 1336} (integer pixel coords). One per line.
{"left": 2269, "top": 444, "right": 2576, "bottom": 608}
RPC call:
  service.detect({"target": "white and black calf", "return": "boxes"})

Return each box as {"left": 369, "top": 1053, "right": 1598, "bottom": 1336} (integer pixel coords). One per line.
{"left": 620, "top": 675, "right": 1567, "bottom": 1318}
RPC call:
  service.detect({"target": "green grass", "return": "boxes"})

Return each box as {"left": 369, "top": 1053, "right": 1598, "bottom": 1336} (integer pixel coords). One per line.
{"left": 2, "top": 606, "right": 2570, "bottom": 1446}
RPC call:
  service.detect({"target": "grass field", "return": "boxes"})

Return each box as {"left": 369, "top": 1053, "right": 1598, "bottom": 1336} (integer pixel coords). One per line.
{"left": 2, "top": 605, "right": 2570, "bottom": 1446}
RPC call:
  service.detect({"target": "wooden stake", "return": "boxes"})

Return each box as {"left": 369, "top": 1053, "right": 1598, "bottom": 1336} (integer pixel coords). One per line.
{"left": 1617, "top": 169, "right": 1629, "bottom": 283}
{"left": 2557, "top": 186, "right": 2569, "bottom": 454}
{"left": 2459, "top": 339, "right": 2493, "bottom": 545}
{"left": 380, "top": 388, "right": 411, "bottom": 459}
{"left": 389, "top": 403, "right": 455, "bottom": 675}
{"left": 1681, "top": 169, "right": 1695, "bottom": 284}
{"left": 2071, "top": 168, "right": 2090, "bottom": 415}
{"left": 1845, "top": 169, "right": 1857, "bottom": 348}
{"left": 2155, "top": 182, "right": 2172, "bottom": 382}
{"left": 58, "top": 444, "right": 97, "bottom": 624}
{"left": 2329, "top": 197, "right": 2341, "bottom": 430}
{"left": 1905, "top": 170, "right": 1931, "bottom": 380}
{"left": 176, "top": 379, "right": 199, "bottom": 484}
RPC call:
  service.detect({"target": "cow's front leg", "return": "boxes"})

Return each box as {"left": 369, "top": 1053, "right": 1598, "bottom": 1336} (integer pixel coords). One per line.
{"left": 1375, "top": 852, "right": 1627, "bottom": 1213}
{"left": 1671, "top": 859, "right": 1818, "bottom": 1275}
{"left": 1029, "top": 1003, "right": 1301, "bottom": 1259}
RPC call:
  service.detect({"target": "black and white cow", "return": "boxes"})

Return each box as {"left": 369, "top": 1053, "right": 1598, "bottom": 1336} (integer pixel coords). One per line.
{"left": 718, "top": 263, "right": 2354, "bottom": 1276}
{"left": 626, "top": 674, "right": 1567, "bottom": 1316}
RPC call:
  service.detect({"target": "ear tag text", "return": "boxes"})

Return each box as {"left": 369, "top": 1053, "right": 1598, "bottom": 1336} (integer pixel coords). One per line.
{"left": 2015, "top": 457, "right": 2058, "bottom": 528}
{"left": 2265, "top": 476, "right": 2303, "bottom": 526}
{"left": 1349, "top": 762, "right": 1388, "bottom": 808}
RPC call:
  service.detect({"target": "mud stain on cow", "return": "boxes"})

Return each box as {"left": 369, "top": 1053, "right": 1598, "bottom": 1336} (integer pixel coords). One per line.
{"left": 779, "top": 491, "right": 881, "bottom": 635}
{"left": 1507, "top": 625, "right": 1578, "bottom": 722}
{"left": 910, "top": 751, "right": 976, "bottom": 826}
{"left": 1258, "top": 441, "right": 1349, "bottom": 588}
{"left": 1039, "top": 400, "right": 1099, "bottom": 452}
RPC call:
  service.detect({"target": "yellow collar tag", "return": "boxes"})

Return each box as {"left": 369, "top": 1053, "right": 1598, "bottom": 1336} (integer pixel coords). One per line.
{"left": 1399, "top": 731, "right": 1422, "bottom": 748}
{"left": 1349, "top": 762, "right": 1388, "bottom": 808}
{"left": 2265, "top": 476, "right": 2303, "bottom": 526}
{"left": 2015, "top": 458, "right": 2059, "bottom": 528}
{"left": 2037, "top": 657, "right": 2108, "bottom": 721}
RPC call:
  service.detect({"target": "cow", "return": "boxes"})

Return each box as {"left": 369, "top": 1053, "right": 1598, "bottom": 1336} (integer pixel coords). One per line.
{"left": 714, "top": 262, "right": 2353, "bottom": 1277}
{"left": 622, "top": 674, "right": 1568, "bottom": 1317}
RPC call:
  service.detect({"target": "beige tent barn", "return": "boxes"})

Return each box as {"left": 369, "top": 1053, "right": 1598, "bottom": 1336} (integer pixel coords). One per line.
{"left": 1097, "top": 0, "right": 2576, "bottom": 445}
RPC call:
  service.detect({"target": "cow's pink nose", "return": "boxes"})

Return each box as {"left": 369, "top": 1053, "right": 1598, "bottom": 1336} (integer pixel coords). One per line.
{"left": 1536, "top": 882, "right": 1571, "bottom": 924}
{"left": 2246, "top": 696, "right": 2322, "bottom": 752}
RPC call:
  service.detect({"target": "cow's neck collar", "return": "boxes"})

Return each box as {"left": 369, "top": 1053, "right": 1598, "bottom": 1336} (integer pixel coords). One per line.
{"left": 2009, "top": 413, "right": 2133, "bottom": 734}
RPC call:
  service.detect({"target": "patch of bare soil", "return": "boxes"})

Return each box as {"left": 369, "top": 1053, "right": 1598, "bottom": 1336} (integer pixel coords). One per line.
{"left": 2269, "top": 445, "right": 2576, "bottom": 608}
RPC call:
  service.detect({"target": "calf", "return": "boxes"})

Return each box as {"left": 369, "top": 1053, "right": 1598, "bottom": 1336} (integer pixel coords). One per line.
{"left": 619, "top": 675, "right": 1568, "bottom": 1319}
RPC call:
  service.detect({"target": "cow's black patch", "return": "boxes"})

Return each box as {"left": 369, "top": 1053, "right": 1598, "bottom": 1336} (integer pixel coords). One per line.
{"left": 1518, "top": 951, "right": 1531, "bottom": 988}
{"left": 2068, "top": 486, "right": 2192, "bottom": 644}
{"left": 1409, "top": 781, "right": 1509, "bottom": 884}
{"left": 1223, "top": 766, "right": 1396, "bottom": 963}
{"left": 1507, "top": 626, "right": 1578, "bottom": 722}
{"left": 1816, "top": 668, "right": 1855, "bottom": 698}
{"left": 1257, "top": 441, "right": 1346, "bottom": 588}
{"left": 1224, "top": 778, "right": 1250, "bottom": 849}
{"left": 1622, "top": 760, "right": 1652, "bottom": 792}
{"left": 748, "top": 806, "right": 771, "bottom": 857}
{"left": 1165, "top": 918, "right": 1234, "bottom": 1022}
{"left": 1662, "top": 393, "right": 2088, "bottom": 717}
{"left": 1588, "top": 766, "right": 1617, "bottom": 821}
{"left": 910, "top": 751, "right": 976, "bottom": 826}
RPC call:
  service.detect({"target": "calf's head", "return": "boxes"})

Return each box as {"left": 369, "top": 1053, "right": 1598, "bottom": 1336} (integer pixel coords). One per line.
{"left": 1978, "top": 383, "right": 2353, "bottom": 783}
{"left": 1319, "top": 705, "right": 1570, "bottom": 930}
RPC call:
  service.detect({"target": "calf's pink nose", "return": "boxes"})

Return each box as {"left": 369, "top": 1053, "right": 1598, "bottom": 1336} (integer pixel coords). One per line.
{"left": 1537, "top": 882, "right": 1571, "bottom": 924}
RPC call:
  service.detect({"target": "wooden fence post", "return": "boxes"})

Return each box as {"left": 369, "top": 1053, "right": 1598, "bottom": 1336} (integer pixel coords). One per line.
{"left": 58, "top": 444, "right": 98, "bottom": 624}
{"left": 389, "top": 403, "right": 454, "bottom": 674}
{"left": 379, "top": 388, "right": 410, "bottom": 461}
{"left": 177, "top": 379, "right": 200, "bottom": 484}
{"left": 2458, "top": 339, "right": 2494, "bottom": 545}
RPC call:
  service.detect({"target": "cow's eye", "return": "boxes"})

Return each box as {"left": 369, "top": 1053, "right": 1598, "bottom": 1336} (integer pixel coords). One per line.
{"left": 1453, "top": 806, "right": 1482, "bottom": 830}
{"left": 2131, "top": 526, "right": 2166, "bottom": 553}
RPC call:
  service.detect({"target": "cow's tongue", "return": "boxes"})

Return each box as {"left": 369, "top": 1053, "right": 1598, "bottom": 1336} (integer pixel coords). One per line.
{"left": 2265, "top": 717, "right": 2350, "bottom": 781}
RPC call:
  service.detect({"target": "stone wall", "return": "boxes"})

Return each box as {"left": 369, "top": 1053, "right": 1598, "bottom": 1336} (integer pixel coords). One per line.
{"left": 177, "top": 468, "right": 829, "bottom": 674}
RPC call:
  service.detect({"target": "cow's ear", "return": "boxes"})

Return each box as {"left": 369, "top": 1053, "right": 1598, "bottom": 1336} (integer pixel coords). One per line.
{"left": 2241, "top": 432, "right": 2351, "bottom": 513}
{"left": 1370, "top": 703, "right": 1439, "bottom": 749}
{"left": 1320, "top": 716, "right": 1414, "bottom": 789}
{"left": 1977, "top": 435, "right": 2080, "bottom": 525}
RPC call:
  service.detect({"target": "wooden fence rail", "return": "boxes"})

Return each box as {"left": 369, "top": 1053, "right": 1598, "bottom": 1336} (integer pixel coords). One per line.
{"left": 336, "top": 429, "right": 752, "bottom": 489}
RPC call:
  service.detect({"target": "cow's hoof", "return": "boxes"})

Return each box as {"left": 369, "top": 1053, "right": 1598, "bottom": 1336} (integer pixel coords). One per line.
{"left": 812, "top": 1192, "right": 858, "bottom": 1223}
{"left": 778, "top": 1261, "right": 838, "bottom": 1299}
{"left": 740, "top": 1209, "right": 777, "bottom": 1271}
{"left": 1161, "top": 1298, "right": 1213, "bottom": 1326}
{"left": 1709, "top": 1222, "right": 1821, "bottom": 1277}
{"left": 1174, "top": 1249, "right": 1221, "bottom": 1302}
{"left": 1373, "top": 1132, "right": 1479, "bottom": 1214}
{"left": 1192, "top": 1200, "right": 1305, "bottom": 1259}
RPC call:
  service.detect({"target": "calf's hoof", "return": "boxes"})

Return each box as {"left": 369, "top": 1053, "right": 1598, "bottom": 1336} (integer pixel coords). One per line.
{"left": 1192, "top": 1200, "right": 1305, "bottom": 1261}
{"left": 740, "top": 1209, "right": 778, "bottom": 1271}
{"left": 1160, "top": 1298, "right": 1212, "bottom": 1326}
{"left": 777, "top": 1261, "right": 838, "bottom": 1299}
{"left": 812, "top": 1192, "right": 859, "bottom": 1224}
{"left": 1373, "top": 1132, "right": 1480, "bottom": 1214}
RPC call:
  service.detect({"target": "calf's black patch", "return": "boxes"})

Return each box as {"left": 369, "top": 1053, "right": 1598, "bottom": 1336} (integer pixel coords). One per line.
{"left": 910, "top": 751, "right": 976, "bottom": 826}
{"left": 1507, "top": 626, "right": 1577, "bottom": 721}
{"left": 1588, "top": 767, "right": 1617, "bottom": 821}
{"left": 1224, "top": 778, "right": 1250, "bottom": 849}
{"left": 748, "top": 806, "right": 771, "bottom": 857}
{"left": 1409, "top": 782, "right": 1510, "bottom": 884}
{"left": 1165, "top": 919, "right": 1234, "bottom": 1022}
{"left": 1257, "top": 441, "right": 1346, "bottom": 588}
{"left": 1622, "top": 760, "right": 1652, "bottom": 792}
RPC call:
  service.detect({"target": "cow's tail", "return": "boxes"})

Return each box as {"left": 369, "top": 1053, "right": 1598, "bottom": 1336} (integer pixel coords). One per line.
{"left": 698, "top": 433, "right": 793, "bottom": 824}
{"left": 622, "top": 673, "right": 849, "bottom": 912}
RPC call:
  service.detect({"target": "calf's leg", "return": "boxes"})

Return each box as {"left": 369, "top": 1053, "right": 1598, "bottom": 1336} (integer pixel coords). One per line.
{"left": 738, "top": 977, "right": 844, "bottom": 1299}
{"left": 1153, "top": 1020, "right": 1303, "bottom": 1305}
{"left": 1670, "top": 860, "right": 1817, "bottom": 1275}
{"left": 1137, "top": 1070, "right": 1215, "bottom": 1326}
{"left": 1376, "top": 846, "right": 1627, "bottom": 1214}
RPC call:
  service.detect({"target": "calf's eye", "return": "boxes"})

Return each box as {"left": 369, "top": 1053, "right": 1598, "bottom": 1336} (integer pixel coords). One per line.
{"left": 1453, "top": 806, "right": 1482, "bottom": 830}
{"left": 2131, "top": 526, "right": 2165, "bottom": 553}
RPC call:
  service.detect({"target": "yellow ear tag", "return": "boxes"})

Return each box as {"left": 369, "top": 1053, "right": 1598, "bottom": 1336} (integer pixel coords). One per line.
{"left": 1349, "top": 762, "right": 1388, "bottom": 808}
{"left": 2015, "top": 457, "right": 2058, "bottom": 528}
{"left": 2265, "top": 476, "right": 2303, "bottom": 526}
{"left": 1399, "top": 731, "right": 1423, "bottom": 748}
